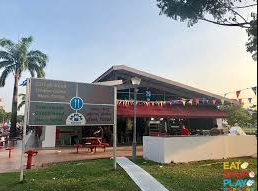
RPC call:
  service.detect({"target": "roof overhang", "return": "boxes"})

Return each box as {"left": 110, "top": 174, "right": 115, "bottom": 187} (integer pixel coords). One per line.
{"left": 94, "top": 65, "right": 237, "bottom": 105}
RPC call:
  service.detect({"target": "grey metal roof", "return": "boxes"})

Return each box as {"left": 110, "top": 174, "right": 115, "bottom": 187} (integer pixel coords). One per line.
{"left": 93, "top": 65, "right": 236, "bottom": 104}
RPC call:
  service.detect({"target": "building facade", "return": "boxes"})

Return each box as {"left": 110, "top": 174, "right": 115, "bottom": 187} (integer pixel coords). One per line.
{"left": 35, "top": 65, "right": 235, "bottom": 148}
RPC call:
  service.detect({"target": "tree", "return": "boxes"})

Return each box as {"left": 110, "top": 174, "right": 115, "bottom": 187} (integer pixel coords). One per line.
{"left": 157, "top": 0, "right": 257, "bottom": 60}
{"left": 221, "top": 104, "right": 252, "bottom": 127}
{"left": 0, "top": 108, "right": 7, "bottom": 123}
{"left": 0, "top": 108, "right": 11, "bottom": 123}
{"left": 0, "top": 36, "right": 48, "bottom": 137}
{"left": 249, "top": 109, "right": 257, "bottom": 126}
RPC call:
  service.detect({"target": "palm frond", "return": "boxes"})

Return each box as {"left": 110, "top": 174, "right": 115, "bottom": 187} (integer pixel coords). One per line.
{"left": 17, "top": 36, "right": 33, "bottom": 59}
{"left": 18, "top": 100, "right": 25, "bottom": 111}
{"left": 27, "top": 50, "right": 48, "bottom": 68}
{"left": 0, "top": 51, "right": 13, "bottom": 61}
{"left": 28, "top": 63, "right": 45, "bottom": 78}
{"left": 0, "top": 60, "right": 15, "bottom": 70}
{"left": 19, "top": 93, "right": 26, "bottom": 98}
{"left": 18, "top": 94, "right": 26, "bottom": 110}
{"left": 0, "top": 38, "right": 15, "bottom": 50}
{"left": 0, "top": 66, "right": 14, "bottom": 87}
{"left": 20, "top": 36, "right": 33, "bottom": 47}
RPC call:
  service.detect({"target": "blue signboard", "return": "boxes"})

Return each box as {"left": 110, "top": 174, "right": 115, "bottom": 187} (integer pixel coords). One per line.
{"left": 70, "top": 97, "right": 84, "bottom": 110}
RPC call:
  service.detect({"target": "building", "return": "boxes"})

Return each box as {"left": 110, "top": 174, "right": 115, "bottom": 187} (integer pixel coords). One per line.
{"left": 93, "top": 65, "right": 233, "bottom": 142}
{"left": 37, "top": 65, "right": 235, "bottom": 148}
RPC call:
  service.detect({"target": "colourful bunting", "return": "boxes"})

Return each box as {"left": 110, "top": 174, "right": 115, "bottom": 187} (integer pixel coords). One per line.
{"left": 117, "top": 95, "right": 251, "bottom": 108}
{"left": 236, "top": 90, "right": 241, "bottom": 98}
{"left": 252, "top": 86, "right": 257, "bottom": 95}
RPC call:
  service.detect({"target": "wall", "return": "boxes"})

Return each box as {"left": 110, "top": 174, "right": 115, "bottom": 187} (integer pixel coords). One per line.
{"left": 41, "top": 126, "right": 56, "bottom": 148}
{"left": 143, "top": 135, "right": 257, "bottom": 163}
{"left": 216, "top": 118, "right": 223, "bottom": 129}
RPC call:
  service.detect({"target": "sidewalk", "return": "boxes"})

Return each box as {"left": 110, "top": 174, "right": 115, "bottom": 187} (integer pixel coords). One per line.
{"left": 0, "top": 141, "right": 142, "bottom": 173}
{"left": 117, "top": 157, "right": 169, "bottom": 191}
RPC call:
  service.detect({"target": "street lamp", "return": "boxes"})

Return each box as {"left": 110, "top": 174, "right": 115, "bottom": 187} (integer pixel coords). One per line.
{"left": 131, "top": 77, "right": 141, "bottom": 162}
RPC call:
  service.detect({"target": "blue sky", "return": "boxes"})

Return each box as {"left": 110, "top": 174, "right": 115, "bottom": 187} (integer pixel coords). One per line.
{"left": 0, "top": 0, "right": 257, "bottom": 112}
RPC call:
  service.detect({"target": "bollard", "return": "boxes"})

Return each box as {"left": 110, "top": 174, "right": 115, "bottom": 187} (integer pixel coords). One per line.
{"left": 5, "top": 147, "right": 14, "bottom": 158}
{"left": 24, "top": 150, "right": 38, "bottom": 169}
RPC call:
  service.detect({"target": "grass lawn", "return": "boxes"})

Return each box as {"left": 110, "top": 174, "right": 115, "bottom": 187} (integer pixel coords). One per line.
{"left": 0, "top": 158, "right": 256, "bottom": 191}
{"left": 0, "top": 159, "right": 140, "bottom": 191}
{"left": 137, "top": 157, "right": 257, "bottom": 191}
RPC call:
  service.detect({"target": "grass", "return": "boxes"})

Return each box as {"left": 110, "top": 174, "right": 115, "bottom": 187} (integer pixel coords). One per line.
{"left": 136, "top": 157, "right": 257, "bottom": 191}
{"left": 0, "top": 158, "right": 256, "bottom": 191}
{"left": 0, "top": 159, "right": 140, "bottom": 191}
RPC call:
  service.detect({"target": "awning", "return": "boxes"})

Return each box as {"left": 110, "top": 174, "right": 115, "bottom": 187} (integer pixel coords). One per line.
{"left": 117, "top": 105, "right": 226, "bottom": 118}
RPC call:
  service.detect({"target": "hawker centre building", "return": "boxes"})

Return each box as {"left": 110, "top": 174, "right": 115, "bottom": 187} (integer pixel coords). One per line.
{"left": 37, "top": 65, "right": 233, "bottom": 148}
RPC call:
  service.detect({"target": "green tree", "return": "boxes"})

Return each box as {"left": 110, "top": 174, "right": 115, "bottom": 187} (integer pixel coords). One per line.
{"left": 0, "top": 108, "right": 6, "bottom": 123}
{"left": 0, "top": 36, "right": 48, "bottom": 137}
{"left": 250, "top": 110, "right": 257, "bottom": 126}
{"left": 157, "top": 0, "right": 257, "bottom": 60}
{"left": 221, "top": 104, "right": 252, "bottom": 127}
{"left": 0, "top": 108, "right": 11, "bottom": 123}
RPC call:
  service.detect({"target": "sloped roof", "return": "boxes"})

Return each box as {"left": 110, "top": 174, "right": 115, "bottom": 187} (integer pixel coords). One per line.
{"left": 94, "top": 65, "right": 236, "bottom": 104}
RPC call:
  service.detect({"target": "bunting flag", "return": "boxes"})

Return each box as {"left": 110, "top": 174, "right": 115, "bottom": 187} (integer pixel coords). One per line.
{"left": 252, "top": 86, "right": 257, "bottom": 95}
{"left": 117, "top": 95, "right": 249, "bottom": 108}
{"left": 212, "top": 99, "right": 217, "bottom": 105}
{"left": 236, "top": 90, "right": 241, "bottom": 98}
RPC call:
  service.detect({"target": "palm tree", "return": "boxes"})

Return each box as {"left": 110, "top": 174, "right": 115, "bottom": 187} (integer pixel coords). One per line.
{"left": 0, "top": 36, "right": 48, "bottom": 138}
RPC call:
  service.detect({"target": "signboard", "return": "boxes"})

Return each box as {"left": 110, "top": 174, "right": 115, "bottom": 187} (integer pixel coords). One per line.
{"left": 28, "top": 78, "right": 115, "bottom": 126}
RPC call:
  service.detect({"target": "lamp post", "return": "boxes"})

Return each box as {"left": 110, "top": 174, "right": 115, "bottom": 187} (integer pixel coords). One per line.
{"left": 131, "top": 77, "right": 141, "bottom": 162}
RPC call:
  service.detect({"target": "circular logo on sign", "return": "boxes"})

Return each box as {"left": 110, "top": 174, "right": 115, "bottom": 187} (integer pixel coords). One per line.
{"left": 66, "top": 113, "right": 86, "bottom": 125}
{"left": 70, "top": 97, "right": 84, "bottom": 111}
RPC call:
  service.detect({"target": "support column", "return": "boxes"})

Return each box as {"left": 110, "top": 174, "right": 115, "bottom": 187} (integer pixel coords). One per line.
{"left": 42, "top": 126, "right": 56, "bottom": 148}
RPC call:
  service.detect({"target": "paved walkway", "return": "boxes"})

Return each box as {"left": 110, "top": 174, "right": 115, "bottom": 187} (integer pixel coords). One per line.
{"left": 117, "top": 157, "right": 169, "bottom": 191}
{"left": 0, "top": 141, "right": 142, "bottom": 173}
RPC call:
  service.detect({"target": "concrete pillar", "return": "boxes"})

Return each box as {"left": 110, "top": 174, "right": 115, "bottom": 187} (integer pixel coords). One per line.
{"left": 42, "top": 126, "right": 56, "bottom": 148}
{"left": 216, "top": 118, "right": 223, "bottom": 129}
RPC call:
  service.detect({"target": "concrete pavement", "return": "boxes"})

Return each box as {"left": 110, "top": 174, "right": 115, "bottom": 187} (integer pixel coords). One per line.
{"left": 0, "top": 141, "right": 142, "bottom": 173}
